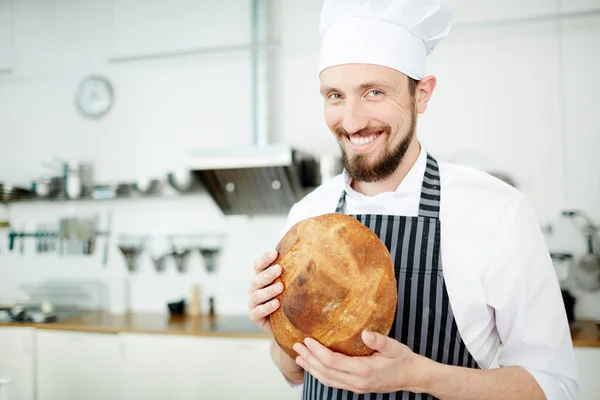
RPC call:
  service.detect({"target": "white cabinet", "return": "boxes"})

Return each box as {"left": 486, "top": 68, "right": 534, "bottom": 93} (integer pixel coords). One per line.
{"left": 120, "top": 333, "right": 299, "bottom": 400}
{"left": 574, "top": 347, "right": 600, "bottom": 400}
{"left": 199, "top": 337, "right": 300, "bottom": 400}
{"left": 0, "top": 327, "right": 35, "bottom": 400}
{"left": 120, "top": 333, "right": 204, "bottom": 400}
{"left": 35, "top": 330, "right": 122, "bottom": 400}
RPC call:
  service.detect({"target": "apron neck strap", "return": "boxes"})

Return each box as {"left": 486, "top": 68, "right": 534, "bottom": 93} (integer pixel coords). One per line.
{"left": 335, "top": 153, "right": 442, "bottom": 219}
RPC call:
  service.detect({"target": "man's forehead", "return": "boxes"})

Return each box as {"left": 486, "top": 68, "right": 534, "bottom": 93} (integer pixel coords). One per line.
{"left": 319, "top": 64, "right": 406, "bottom": 90}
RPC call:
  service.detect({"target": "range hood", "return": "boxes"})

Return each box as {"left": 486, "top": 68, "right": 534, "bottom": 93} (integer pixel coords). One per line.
{"left": 188, "top": 144, "right": 333, "bottom": 216}
{"left": 187, "top": 0, "right": 341, "bottom": 216}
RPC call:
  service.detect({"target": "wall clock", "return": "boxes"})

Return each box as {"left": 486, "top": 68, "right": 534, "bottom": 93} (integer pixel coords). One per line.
{"left": 75, "top": 75, "right": 114, "bottom": 119}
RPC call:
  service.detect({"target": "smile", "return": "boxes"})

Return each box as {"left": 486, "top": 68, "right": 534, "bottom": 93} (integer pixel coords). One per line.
{"left": 346, "top": 132, "right": 382, "bottom": 152}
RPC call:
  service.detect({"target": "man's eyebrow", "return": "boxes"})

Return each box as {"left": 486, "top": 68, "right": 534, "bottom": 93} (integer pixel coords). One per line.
{"left": 319, "top": 85, "right": 337, "bottom": 95}
{"left": 356, "top": 80, "right": 395, "bottom": 91}
{"left": 320, "top": 81, "right": 395, "bottom": 96}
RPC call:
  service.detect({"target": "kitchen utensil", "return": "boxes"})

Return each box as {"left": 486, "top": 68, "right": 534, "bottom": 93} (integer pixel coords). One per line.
{"left": 550, "top": 252, "right": 574, "bottom": 288}
{"left": 64, "top": 162, "right": 82, "bottom": 199}
{"left": 150, "top": 254, "right": 168, "bottom": 273}
{"left": 167, "top": 299, "right": 186, "bottom": 316}
{"left": 199, "top": 247, "right": 221, "bottom": 273}
{"left": 118, "top": 243, "right": 144, "bottom": 273}
{"left": 169, "top": 246, "right": 192, "bottom": 273}
{"left": 135, "top": 179, "right": 163, "bottom": 196}
{"left": 103, "top": 211, "right": 112, "bottom": 266}
{"left": 115, "top": 183, "right": 137, "bottom": 197}
{"left": 166, "top": 171, "right": 203, "bottom": 193}
{"left": 561, "top": 289, "right": 576, "bottom": 324}
{"left": 573, "top": 253, "right": 600, "bottom": 292}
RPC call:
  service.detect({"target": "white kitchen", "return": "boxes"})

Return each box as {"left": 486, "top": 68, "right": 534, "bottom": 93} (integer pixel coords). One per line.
{"left": 0, "top": 0, "right": 599, "bottom": 399}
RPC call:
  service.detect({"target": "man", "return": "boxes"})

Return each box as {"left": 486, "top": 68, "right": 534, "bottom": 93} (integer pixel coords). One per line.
{"left": 248, "top": 0, "right": 579, "bottom": 398}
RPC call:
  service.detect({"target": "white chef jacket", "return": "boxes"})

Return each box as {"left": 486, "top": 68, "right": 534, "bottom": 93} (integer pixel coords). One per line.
{"left": 281, "top": 144, "right": 579, "bottom": 399}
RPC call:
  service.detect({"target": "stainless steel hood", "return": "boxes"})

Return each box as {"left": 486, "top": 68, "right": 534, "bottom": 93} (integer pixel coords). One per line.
{"left": 189, "top": 144, "right": 329, "bottom": 216}
{"left": 187, "top": 0, "right": 341, "bottom": 216}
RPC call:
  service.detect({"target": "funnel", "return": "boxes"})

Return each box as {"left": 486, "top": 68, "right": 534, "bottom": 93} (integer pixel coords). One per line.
{"left": 150, "top": 254, "right": 168, "bottom": 273}
{"left": 199, "top": 247, "right": 221, "bottom": 273}
{"left": 169, "top": 246, "right": 192, "bottom": 273}
{"left": 118, "top": 244, "right": 144, "bottom": 272}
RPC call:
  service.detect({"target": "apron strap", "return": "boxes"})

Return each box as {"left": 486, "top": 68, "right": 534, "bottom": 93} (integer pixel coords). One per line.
{"left": 334, "top": 153, "right": 442, "bottom": 218}
{"left": 418, "top": 153, "right": 441, "bottom": 218}
{"left": 334, "top": 190, "right": 346, "bottom": 214}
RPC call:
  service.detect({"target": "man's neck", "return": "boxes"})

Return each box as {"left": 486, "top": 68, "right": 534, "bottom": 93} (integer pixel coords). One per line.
{"left": 350, "top": 140, "right": 421, "bottom": 197}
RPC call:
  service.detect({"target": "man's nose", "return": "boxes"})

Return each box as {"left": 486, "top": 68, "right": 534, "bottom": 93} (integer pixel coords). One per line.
{"left": 342, "top": 102, "right": 368, "bottom": 134}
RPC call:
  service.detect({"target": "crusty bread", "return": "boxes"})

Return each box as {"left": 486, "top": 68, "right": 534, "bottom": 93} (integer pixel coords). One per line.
{"left": 269, "top": 213, "right": 397, "bottom": 359}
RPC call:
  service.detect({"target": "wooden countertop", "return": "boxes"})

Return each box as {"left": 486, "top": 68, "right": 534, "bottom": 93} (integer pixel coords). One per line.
{"left": 0, "top": 311, "right": 270, "bottom": 339}
{"left": 1, "top": 312, "right": 599, "bottom": 346}
{"left": 569, "top": 320, "right": 600, "bottom": 347}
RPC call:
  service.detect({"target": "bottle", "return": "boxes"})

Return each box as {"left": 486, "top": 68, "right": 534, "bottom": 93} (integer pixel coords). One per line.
{"left": 188, "top": 284, "right": 201, "bottom": 317}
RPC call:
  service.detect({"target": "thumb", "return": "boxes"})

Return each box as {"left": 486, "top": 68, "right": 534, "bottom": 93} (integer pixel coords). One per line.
{"left": 361, "top": 330, "right": 398, "bottom": 357}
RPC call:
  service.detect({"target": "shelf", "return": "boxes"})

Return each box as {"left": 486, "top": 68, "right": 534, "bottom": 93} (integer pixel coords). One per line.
{"left": 1, "top": 190, "right": 206, "bottom": 206}
{"left": 108, "top": 41, "right": 277, "bottom": 64}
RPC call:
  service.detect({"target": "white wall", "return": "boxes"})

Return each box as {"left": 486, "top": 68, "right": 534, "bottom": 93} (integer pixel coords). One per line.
{"left": 0, "top": 0, "right": 599, "bottom": 319}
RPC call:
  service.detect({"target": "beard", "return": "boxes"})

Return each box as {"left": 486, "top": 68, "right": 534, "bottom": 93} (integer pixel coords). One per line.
{"left": 336, "top": 109, "right": 417, "bottom": 183}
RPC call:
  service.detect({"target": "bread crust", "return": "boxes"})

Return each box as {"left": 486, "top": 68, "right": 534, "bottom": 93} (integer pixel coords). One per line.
{"left": 269, "top": 213, "right": 398, "bottom": 359}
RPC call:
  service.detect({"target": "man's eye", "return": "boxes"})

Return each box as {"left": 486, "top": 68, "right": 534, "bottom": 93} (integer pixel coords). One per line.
{"left": 328, "top": 93, "right": 342, "bottom": 100}
{"left": 367, "top": 90, "right": 383, "bottom": 97}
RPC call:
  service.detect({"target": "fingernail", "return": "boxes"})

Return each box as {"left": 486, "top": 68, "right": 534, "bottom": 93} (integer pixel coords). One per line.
{"left": 362, "top": 331, "right": 373, "bottom": 342}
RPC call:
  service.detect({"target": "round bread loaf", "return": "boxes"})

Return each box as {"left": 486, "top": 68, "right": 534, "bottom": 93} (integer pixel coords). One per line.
{"left": 269, "top": 213, "right": 397, "bottom": 360}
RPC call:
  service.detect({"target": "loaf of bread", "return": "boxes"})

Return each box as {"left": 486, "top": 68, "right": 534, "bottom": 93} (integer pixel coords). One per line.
{"left": 269, "top": 213, "right": 397, "bottom": 360}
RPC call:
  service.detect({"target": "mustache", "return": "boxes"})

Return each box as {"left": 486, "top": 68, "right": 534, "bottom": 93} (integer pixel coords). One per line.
{"left": 334, "top": 125, "right": 391, "bottom": 137}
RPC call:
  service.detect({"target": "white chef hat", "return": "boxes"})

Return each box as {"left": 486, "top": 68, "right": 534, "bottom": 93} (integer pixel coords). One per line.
{"left": 318, "top": 0, "right": 454, "bottom": 80}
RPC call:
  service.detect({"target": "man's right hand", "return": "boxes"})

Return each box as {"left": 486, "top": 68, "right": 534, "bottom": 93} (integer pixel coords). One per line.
{"left": 248, "top": 249, "right": 284, "bottom": 334}
{"left": 248, "top": 249, "right": 305, "bottom": 385}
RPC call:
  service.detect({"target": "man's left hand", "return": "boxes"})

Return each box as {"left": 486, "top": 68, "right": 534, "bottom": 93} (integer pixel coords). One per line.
{"left": 293, "top": 330, "right": 429, "bottom": 394}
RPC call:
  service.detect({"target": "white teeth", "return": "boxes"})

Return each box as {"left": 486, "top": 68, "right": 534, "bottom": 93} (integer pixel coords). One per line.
{"left": 349, "top": 134, "right": 378, "bottom": 146}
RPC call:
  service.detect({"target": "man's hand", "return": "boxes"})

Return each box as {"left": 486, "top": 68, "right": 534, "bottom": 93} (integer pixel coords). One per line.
{"left": 248, "top": 249, "right": 305, "bottom": 384}
{"left": 247, "top": 250, "right": 284, "bottom": 334}
{"left": 293, "top": 330, "right": 427, "bottom": 394}
{"left": 294, "top": 331, "right": 548, "bottom": 399}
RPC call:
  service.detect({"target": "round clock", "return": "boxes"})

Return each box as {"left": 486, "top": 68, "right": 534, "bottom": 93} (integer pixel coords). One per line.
{"left": 75, "top": 75, "right": 114, "bottom": 119}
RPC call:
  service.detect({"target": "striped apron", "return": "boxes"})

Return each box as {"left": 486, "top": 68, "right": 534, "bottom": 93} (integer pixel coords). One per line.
{"left": 302, "top": 153, "right": 480, "bottom": 400}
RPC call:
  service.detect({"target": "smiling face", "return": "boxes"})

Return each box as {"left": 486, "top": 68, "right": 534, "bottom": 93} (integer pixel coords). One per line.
{"left": 319, "top": 64, "right": 430, "bottom": 183}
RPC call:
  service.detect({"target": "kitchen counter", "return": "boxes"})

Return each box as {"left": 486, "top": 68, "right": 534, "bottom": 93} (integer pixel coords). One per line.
{"left": 1, "top": 312, "right": 599, "bottom": 346}
{"left": 0, "top": 311, "right": 270, "bottom": 339}
{"left": 570, "top": 320, "right": 600, "bottom": 347}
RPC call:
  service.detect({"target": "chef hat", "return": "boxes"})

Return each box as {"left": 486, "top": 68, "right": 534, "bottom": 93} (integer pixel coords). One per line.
{"left": 318, "top": 0, "right": 454, "bottom": 80}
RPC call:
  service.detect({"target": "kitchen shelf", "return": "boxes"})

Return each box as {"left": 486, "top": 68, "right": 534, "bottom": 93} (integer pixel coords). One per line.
{"left": 0, "top": 190, "right": 206, "bottom": 206}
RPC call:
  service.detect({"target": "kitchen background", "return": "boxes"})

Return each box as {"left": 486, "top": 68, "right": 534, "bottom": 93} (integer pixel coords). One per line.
{"left": 0, "top": 0, "right": 599, "bottom": 399}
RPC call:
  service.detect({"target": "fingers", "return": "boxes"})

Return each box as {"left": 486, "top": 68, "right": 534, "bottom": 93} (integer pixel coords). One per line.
{"left": 254, "top": 249, "right": 278, "bottom": 273}
{"left": 249, "top": 264, "right": 283, "bottom": 294}
{"left": 293, "top": 341, "right": 361, "bottom": 392}
{"left": 361, "top": 331, "right": 398, "bottom": 357}
{"left": 298, "top": 338, "right": 369, "bottom": 375}
{"left": 249, "top": 281, "right": 284, "bottom": 307}
{"left": 248, "top": 298, "right": 280, "bottom": 325}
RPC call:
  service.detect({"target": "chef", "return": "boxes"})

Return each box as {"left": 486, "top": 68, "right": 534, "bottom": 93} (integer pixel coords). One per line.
{"left": 248, "top": 0, "right": 579, "bottom": 398}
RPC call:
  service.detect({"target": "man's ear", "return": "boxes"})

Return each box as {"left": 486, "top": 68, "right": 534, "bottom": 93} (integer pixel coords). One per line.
{"left": 415, "top": 75, "right": 437, "bottom": 114}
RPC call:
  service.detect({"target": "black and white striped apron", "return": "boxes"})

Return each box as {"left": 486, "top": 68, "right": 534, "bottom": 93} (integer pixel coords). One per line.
{"left": 302, "top": 153, "right": 480, "bottom": 400}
